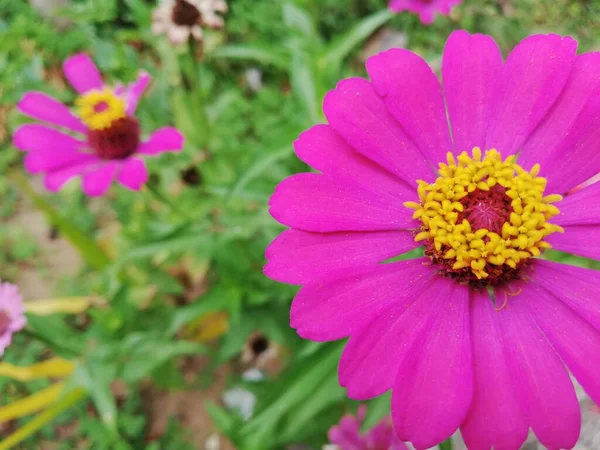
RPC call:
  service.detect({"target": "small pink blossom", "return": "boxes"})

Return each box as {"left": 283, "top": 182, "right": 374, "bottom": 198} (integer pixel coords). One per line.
{"left": 0, "top": 282, "right": 26, "bottom": 356}
{"left": 388, "top": 0, "right": 462, "bottom": 24}
{"left": 14, "top": 54, "right": 184, "bottom": 197}
{"left": 328, "top": 406, "right": 407, "bottom": 450}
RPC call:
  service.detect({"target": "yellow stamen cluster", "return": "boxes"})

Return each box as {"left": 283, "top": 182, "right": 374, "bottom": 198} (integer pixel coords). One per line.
{"left": 404, "top": 148, "right": 563, "bottom": 281}
{"left": 75, "top": 88, "right": 127, "bottom": 131}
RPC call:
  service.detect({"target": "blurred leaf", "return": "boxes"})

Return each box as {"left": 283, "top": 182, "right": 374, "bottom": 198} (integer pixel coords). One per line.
{"left": 26, "top": 315, "right": 85, "bottom": 356}
{"left": 0, "top": 382, "right": 65, "bottom": 422}
{"left": 227, "top": 145, "right": 293, "bottom": 203}
{"left": 183, "top": 311, "right": 229, "bottom": 343}
{"left": 239, "top": 342, "right": 343, "bottom": 449}
{"left": 210, "top": 45, "right": 289, "bottom": 70}
{"left": 283, "top": 2, "right": 318, "bottom": 39}
{"left": 24, "top": 297, "right": 96, "bottom": 316}
{"left": 322, "top": 9, "right": 394, "bottom": 71}
{"left": 290, "top": 43, "right": 320, "bottom": 123}
{"left": 0, "top": 359, "right": 75, "bottom": 381}
{"left": 205, "top": 401, "right": 239, "bottom": 436}
{"left": 0, "top": 388, "right": 86, "bottom": 450}
{"left": 9, "top": 172, "right": 111, "bottom": 271}
{"left": 73, "top": 363, "right": 118, "bottom": 432}
{"left": 361, "top": 391, "right": 391, "bottom": 432}
{"left": 120, "top": 336, "right": 207, "bottom": 383}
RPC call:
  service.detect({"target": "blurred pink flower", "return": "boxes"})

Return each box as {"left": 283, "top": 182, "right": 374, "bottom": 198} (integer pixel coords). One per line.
{"left": 14, "top": 54, "right": 184, "bottom": 197}
{"left": 388, "top": 0, "right": 461, "bottom": 24}
{"left": 266, "top": 30, "right": 600, "bottom": 450}
{"left": 328, "top": 406, "right": 407, "bottom": 450}
{"left": 0, "top": 282, "right": 26, "bottom": 356}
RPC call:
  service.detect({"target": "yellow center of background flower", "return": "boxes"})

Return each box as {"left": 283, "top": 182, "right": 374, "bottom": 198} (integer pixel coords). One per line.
{"left": 404, "top": 148, "right": 564, "bottom": 281}
{"left": 75, "top": 89, "right": 127, "bottom": 131}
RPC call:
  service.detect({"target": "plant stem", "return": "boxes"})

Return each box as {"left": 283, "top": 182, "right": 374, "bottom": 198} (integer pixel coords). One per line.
{"left": 8, "top": 171, "right": 111, "bottom": 271}
{"left": 145, "top": 183, "right": 189, "bottom": 219}
{"left": 183, "top": 40, "right": 211, "bottom": 148}
{"left": 439, "top": 438, "right": 453, "bottom": 450}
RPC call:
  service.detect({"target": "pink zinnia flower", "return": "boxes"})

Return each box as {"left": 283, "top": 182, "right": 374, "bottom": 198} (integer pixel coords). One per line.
{"left": 328, "top": 405, "right": 407, "bottom": 450}
{"left": 266, "top": 31, "right": 600, "bottom": 450}
{"left": 14, "top": 54, "right": 184, "bottom": 197}
{"left": 388, "top": 0, "right": 461, "bottom": 24}
{"left": 0, "top": 282, "right": 26, "bottom": 356}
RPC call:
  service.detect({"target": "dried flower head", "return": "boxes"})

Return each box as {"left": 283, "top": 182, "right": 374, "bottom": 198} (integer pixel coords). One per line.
{"left": 152, "top": 0, "right": 228, "bottom": 45}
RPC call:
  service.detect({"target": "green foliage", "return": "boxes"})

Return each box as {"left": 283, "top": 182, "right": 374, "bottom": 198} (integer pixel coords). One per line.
{"left": 0, "top": 0, "right": 598, "bottom": 448}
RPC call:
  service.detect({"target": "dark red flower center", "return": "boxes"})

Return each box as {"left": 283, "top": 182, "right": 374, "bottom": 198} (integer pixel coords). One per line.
{"left": 457, "top": 184, "right": 513, "bottom": 235}
{"left": 0, "top": 310, "right": 11, "bottom": 335}
{"left": 88, "top": 117, "right": 140, "bottom": 160}
{"left": 172, "top": 0, "right": 201, "bottom": 27}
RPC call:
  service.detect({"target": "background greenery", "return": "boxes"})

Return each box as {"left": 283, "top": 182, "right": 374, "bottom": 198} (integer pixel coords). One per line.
{"left": 0, "top": 0, "right": 599, "bottom": 448}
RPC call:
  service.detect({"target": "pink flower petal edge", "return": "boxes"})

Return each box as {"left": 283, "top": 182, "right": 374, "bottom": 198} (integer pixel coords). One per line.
{"left": 388, "top": 0, "right": 462, "bottom": 24}
{"left": 63, "top": 53, "right": 104, "bottom": 94}
{"left": 0, "top": 282, "right": 26, "bottom": 356}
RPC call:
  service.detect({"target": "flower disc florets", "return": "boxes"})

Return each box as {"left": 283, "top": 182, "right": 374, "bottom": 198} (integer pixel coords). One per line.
{"left": 405, "top": 148, "right": 564, "bottom": 286}
{"left": 76, "top": 88, "right": 140, "bottom": 159}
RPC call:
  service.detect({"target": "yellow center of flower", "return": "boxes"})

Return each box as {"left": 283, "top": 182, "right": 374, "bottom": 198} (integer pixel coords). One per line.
{"left": 404, "top": 148, "right": 564, "bottom": 284}
{"left": 75, "top": 88, "right": 127, "bottom": 131}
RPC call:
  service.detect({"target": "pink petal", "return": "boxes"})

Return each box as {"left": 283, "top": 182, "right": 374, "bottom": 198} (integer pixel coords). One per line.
{"left": 13, "top": 124, "right": 95, "bottom": 174}
{"left": 25, "top": 150, "right": 96, "bottom": 175}
{"left": 366, "top": 48, "right": 452, "bottom": 167}
{"left": 388, "top": 0, "right": 460, "bottom": 24}
{"left": 328, "top": 415, "right": 364, "bottom": 449}
{"left": 290, "top": 258, "right": 436, "bottom": 341}
{"left": 81, "top": 162, "right": 120, "bottom": 197}
{"left": 269, "top": 173, "right": 417, "bottom": 232}
{"left": 546, "top": 225, "right": 600, "bottom": 261}
{"left": 520, "top": 53, "right": 600, "bottom": 171}
{"left": 125, "top": 71, "right": 152, "bottom": 115}
{"left": 294, "top": 124, "right": 417, "bottom": 200}
{"left": 18, "top": 92, "right": 87, "bottom": 134}
{"left": 391, "top": 281, "right": 472, "bottom": 450}
{"left": 543, "top": 91, "right": 600, "bottom": 194}
{"left": 44, "top": 161, "right": 97, "bottom": 192}
{"left": 339, "top": 275, "right": 457, "bottom": 400}
{"left": 265, "top": 229, "right": 418, "bottom": 285}
{"left": 553, "top": 181, "right": 600, "bottom": 226}
{"left": 322, "top": 78, "right": 434, "bottom": 186}
{"left": 461, "top": 290, "right": 528, "bottom": 450}
{"left": 137, "top": 127, "right": 184, "bottom": 155}
{"left": 117, "top": 157, "right": 148, "bottom": 191}
{"left": 13, "top": 123, "right": 85, "bottom": 153}
{"left": 524, "top": 282, "right": 600, "bottom": 406}
{"left": 494, "top": 283, "right": 580, "bottom": 450}
{"left": 63, "top": 53, "right": 104, "bottom": 94}
{"left": 485, "top": 34, "right": 578, "bottom": 156}
{"left": 442, "top": 31, "right": 503, "bottom": 152}
{"left": 531, "top": 260, "right": 600, "bottom": 332}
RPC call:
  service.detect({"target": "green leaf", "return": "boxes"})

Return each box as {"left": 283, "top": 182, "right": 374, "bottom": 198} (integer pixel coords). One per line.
{"left": 282, "top": 2, "right": 317, "bottom": 39}
{"left": 226, "top": 145, "right": 293, "bottom": 204}
{"left": 361, "top": 391, "right": 391, "bottom": 432}
{"left": 210, "top": 45, "right": 289, "bottom": 70}
{"left": 322, "top": 9, "right": 394, "bottom": 72}
{"left": 9, "top": 172, "right": 111, "bottom": 270}
{"left": 72, "top": 363, "right": 118, "bottom": 432}
{"left": 290, "top": 42, "right": 320, "bottom": 123}
{"left": 119, "top": 336, "right": 207, "bottom": 383}
{"left": 205, "top": 401, "right": 239, "bottom": 436}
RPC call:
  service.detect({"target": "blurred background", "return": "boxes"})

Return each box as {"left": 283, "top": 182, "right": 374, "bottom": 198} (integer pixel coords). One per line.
{"left": 0, "top": 0, "right": 599, "bottom": 449}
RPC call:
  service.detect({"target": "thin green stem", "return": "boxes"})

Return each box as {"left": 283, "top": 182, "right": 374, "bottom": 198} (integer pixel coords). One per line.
{"left": 439, "top": 438, "right": 453, "bottom": 450}
{"left": 145, "top": 183, "right": 189, "bottom": 219}
{"left": 183, "top": 40, "right": 211, "bottom": 147}
{"left": 8, "top": 171, "right": 111, "bottom": 270}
